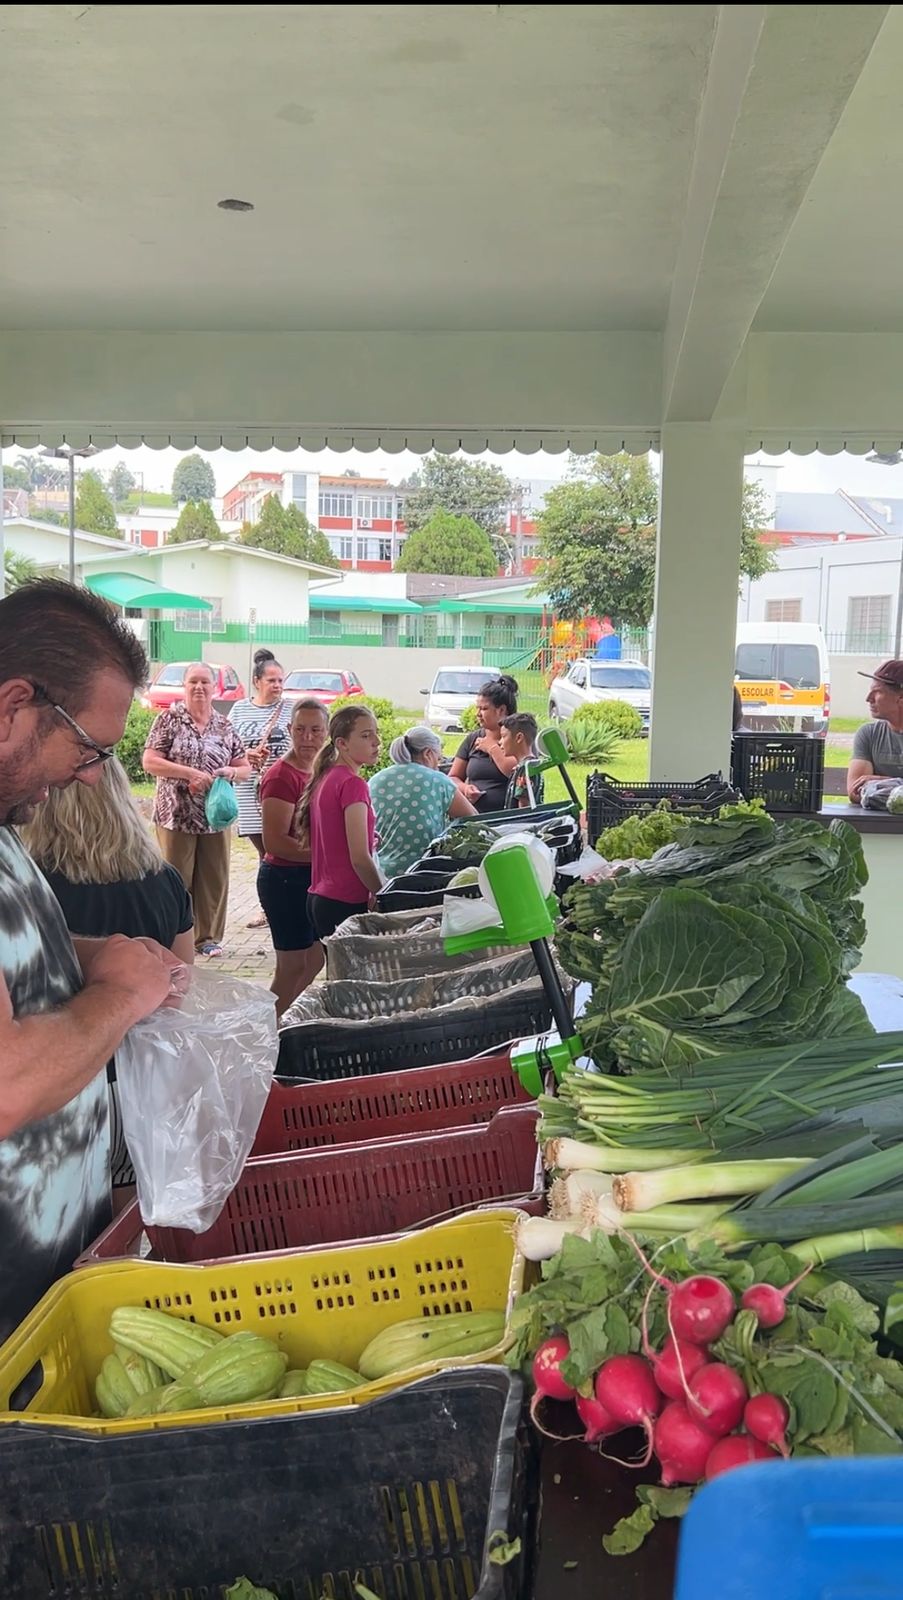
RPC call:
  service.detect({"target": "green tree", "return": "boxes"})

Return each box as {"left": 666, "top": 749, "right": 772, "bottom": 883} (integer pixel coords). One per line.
{"left": 13, "top": 453, "right": 65, "bottom": 490}
{"left": 740, "top": 478, "right": 778, "bottom": 581}
{"left": 396, "top": 509, "right": 498, "bottom": 577}
{"left": 107, "top": 461, "right": 137, "bottom": 504}
{"left": 402, "top": 455, "right": 514, "bottom": 559}
{"left": 1, "top": 463, "right": 31, "bottom": 490}
{"left": 3, "top": 550, "right": 37, "bottom": 591}
{"left": 171, "top": 453, "right": 216, "bottom": 503}
{"left": 535, "top": 454, "right": 776, "bottom": 626}
{"left": 240, "top": 495, "right": 339, "bottom": 566}
{"left": 74, "top": 470, "right": 120, "bottom": 538}
{"left": 168, "top": 499, "right": 227, "bottom": 543}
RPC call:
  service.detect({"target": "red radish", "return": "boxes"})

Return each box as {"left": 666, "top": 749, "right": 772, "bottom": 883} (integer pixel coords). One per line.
{"left": 653, "top": 1401, "right": 717, "bottom": 1485}
{"left": 576, "top": 1391, "right": 620, "bottom": 1444}
{"left": 595, "top": 1355, "right": 663, "bottom": 1464}
{"left": 652, "top": 1335, "right": 710, "bottom": 1401}
{"left": 668, "top": 1276, "right": 736, "bottom": 1345}
{"left": 705, "top": 1433, "right": 776, "bottom": 1479}
{"left": 529, "top": 1336, "right": 576, "bottom": 1431}
{"left": 741, "top": 1266, "right": 813, "bottom": 1330}
{"left": 622, "top": 1237, "right": 735, "bottom": 1346}
{"left": 531, "top": 1337, "right": 576, "bottom": 1402}
{"left": 744, "top": 1393, "right": 791, "bottom": 1457}
{"left": 688, "top": 1364, "right": 748, "bottom": 1437}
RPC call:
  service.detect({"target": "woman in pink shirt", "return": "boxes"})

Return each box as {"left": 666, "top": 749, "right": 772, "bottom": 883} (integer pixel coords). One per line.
{"left": 297, "top": 705, "right": 384, "bottom": 940}
{"left": 258, "top": 697, "right": 329, "bottom": 1016}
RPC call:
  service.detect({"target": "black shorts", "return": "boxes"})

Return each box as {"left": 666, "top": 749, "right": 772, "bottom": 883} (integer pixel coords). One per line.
{"left": 257, "top": 862, "right": 316, "bottom": 951}
{"left": 308, "top": 891, "right": 369, "bottom": 940}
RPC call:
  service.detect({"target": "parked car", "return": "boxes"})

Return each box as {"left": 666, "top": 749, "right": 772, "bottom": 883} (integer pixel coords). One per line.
{"left": 548, "top": 659, "right": 652, "bottom": 733}
{"left": 421, "top": 666, "right": 501, "bottom": 732}
{"left": 281, "top": 668, "right": 365, "bottom": 706}
{"left": 139, "top": 661, "right": 245, "bottom": 711}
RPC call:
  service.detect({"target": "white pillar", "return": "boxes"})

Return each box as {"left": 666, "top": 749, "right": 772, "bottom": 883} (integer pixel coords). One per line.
{"left": 649, "top": 424, "right": 744, "bottom": 779}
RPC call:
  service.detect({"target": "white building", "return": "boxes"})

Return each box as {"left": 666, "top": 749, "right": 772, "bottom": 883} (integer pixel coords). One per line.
{"left": 740, "top": 534, "right": 902, "bottom": 655}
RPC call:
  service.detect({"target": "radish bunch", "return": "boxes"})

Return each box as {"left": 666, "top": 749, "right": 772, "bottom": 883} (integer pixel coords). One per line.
{"left": 529, "top": 1263, "right": 799, "bottom": 1485}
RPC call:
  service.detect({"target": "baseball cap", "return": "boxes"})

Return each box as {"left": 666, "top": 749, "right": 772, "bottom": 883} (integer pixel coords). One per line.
{"left": 858, "top": 659, "right": 903, "bottom": 689}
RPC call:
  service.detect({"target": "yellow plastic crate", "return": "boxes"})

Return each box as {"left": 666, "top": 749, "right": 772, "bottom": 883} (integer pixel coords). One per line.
{"left": 0, "top": 1210, "right": 522, "bottom": 1434}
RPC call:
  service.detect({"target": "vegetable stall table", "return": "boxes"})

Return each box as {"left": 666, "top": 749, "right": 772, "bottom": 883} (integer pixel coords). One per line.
{"left": 530, "top": 970, "right": 903, "bottom": 1600}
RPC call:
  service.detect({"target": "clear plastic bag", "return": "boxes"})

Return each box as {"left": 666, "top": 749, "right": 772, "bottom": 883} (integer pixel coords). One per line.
{"left": 861, "top": 778, "right": 903, "bottom": 812}
{"left": 115, "top": 969, "right": 277, "bottom": 1233}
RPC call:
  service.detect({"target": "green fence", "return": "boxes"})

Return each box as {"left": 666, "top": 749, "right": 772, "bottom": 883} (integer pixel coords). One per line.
{"left": 149, "top": 615, "right": 548, "bottom": 664}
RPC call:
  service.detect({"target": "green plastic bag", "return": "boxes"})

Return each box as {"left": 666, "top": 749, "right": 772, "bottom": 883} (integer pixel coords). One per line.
{"left": 204, "top": 775, "right": 239, "bottom": 830}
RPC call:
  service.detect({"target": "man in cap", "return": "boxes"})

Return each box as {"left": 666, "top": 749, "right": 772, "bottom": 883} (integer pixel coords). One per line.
{"left": 847, "top": 659, "right": 903, "bottom": 802}
{"left": 0, "top": 578, "right": 181, "bottom": 1339}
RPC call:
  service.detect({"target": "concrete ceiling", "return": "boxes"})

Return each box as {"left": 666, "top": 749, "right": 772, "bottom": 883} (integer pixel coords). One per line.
{"left": 1, "top": 3, "right": 902, "bottom": 449}
{"left": 0, "top": 3, "right": 714, "bottom": 333}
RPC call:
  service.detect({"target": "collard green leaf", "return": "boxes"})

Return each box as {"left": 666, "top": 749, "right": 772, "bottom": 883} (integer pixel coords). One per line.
{"left": 609, "top": 889, "right": 767, "bottom": 1029}
{"left": 638, "top": 1485, "right": 693, "bottom": 1519}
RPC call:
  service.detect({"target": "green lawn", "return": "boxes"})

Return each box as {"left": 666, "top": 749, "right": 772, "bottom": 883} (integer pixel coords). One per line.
{"left": 829, "top": 716, "right": 859, "bottom": 734}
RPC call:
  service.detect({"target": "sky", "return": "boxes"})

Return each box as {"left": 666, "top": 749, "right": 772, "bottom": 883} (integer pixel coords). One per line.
{"left": 5, "top": 442, "right": 903, "bottom": 501}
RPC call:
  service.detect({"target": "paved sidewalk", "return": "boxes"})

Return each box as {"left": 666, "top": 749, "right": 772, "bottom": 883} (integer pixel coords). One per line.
{"left": 215, "top": 835, "right": 275, "bottom": 982}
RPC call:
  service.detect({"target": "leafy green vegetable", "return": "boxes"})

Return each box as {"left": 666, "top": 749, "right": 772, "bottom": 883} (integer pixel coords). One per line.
{"left": 602, "top": 1485, "right": 692, "bottom": 1555}
{"left": 596, "top": 803, "right": 685, "bottom": 862}
{"left": 225, "top": 1581, "right": 279, "bottom": 1600}
{"left": 558, "top": 812, "right": 870, "bottom": 1070}
{"left": 487, "top": 1534, "right": 522, "bottom": 1567}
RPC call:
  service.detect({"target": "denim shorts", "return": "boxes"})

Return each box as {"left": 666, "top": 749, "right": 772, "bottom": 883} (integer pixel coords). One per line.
{"left": 257, "top": 862, "right": 316, "bottom": 951}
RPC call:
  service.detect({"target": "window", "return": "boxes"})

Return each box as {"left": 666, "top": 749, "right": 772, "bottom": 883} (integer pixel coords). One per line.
{"left": 357, "top": 537, "right": 381, "bottom": 561}
{"left": 224, "top": 667, "right": 240, "bottom": 689}
{"left": 156, "top": 663, "right": 187, "bottom": 686}
{"left": 327, "top": 535, "right": 353, "bottom": 561}
{"left": 848, "top": 594, "right": 892, "bottom": 650}
{"left": 318, "top": 492, "right": 353, "bottom": 518}
{"left": 735, "top": 643, "right": 821, "bottom": 688}
{"left": 765, "top": 598, "right": 802, "bottom": 623}
{"left": 172, "top": 596, "right": 222, "bottom": 632}
{"left": 291, "top": 474, "right": 307, "bottom": 509}
{"left": 357, "top": 495, "right": 394, "bottom": 521}
{"left": 378, "top": 538, "right": 393, "bottom": 562}
{"left": 284, "top": 669, "right": 344, "bottom": 692}
{"left": 395, "top": 499, "right": 406, "bottom": 523}
{"left": 589, "top": 666, "right": 651, "bottom": 689}
{"left": 570, "top": 663, "right": 586, "bottom": 687}
{"left": 432, "top": 670, "right": 497, "bottom": 695}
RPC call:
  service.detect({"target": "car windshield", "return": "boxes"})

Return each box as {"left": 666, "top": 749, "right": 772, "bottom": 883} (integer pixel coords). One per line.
{"left": 156, "top": 664, "right": 187, "bottom": 686}
{"left": 433, "top": 671, "right": 497, "bottom": 695}
{"left": 735, "top": 644, "right": 821, "bottom": 689}
{"left": 589, "top": 666, "right": 651, "bottom": 689}
{"left": 284, "top": 670, "right": 344, "bottom": 693}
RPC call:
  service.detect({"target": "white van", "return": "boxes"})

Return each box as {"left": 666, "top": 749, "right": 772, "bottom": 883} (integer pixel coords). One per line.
{"left": 734, "top": 622, "right": 830, "bottom": 735}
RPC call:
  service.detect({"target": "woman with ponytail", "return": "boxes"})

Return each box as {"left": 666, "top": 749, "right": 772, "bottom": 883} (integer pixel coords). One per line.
{"left": 300, "top": 705, "right": 384, "bottom": 939}
{"left": 369, "top": 725, "right": 476, "bottom": 878}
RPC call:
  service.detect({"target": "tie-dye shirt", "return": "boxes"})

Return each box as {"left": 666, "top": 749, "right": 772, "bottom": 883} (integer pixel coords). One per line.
{"left": 0, "top": 828, "right": 111, "bottom": 1342}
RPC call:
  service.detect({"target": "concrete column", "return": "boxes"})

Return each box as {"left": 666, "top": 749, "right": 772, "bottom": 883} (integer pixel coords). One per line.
{"left": 649, "top": 424, "right": 745, "bottom": 779}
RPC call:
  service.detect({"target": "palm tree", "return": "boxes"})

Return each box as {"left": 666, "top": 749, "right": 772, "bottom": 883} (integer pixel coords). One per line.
{"left": 4, "top": 551, "right": 37, "bottom": 591}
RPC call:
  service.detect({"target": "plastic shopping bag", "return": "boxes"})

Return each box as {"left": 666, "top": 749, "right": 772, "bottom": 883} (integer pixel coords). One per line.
{"left": 205, "top": 775, "right": 239, "bottom": 830}
{"left": 861, "top": 778, "right": 903, "bottom": 812}
{"left": 115, "top": 969, "right": 277, "bottom": 1232}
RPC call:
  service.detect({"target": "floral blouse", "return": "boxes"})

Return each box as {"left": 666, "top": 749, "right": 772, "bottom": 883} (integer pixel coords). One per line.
{"left": 145, "top": 704, "right": 246, "bottom": 835}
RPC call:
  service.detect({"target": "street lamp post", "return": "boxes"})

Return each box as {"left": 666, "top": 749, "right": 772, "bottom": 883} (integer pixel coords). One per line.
{"left": 41, "top": 444, "right": 102, "bottom": 584}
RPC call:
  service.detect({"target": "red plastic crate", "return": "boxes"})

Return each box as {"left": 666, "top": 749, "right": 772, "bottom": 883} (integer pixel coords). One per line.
{"left": 251, "top": 1049, "right": 532, "bottom": 1156}
{"left": 78, "top": 1106, "right": 542, "bottom": 1268}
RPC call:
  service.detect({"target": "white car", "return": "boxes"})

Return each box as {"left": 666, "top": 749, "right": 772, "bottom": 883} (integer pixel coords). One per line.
{"left": 421, "top": 666, "right": 500, "bottom": 732}
{"left": 548, "top": 658, "right": 652, "bottom": 733}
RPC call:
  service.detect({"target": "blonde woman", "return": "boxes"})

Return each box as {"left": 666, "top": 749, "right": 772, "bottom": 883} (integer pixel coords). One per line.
{"left": 20, "top": 757, "right": 195, "bottom": 1191}
{"left": 21, "top": 757, "right": 196, "bottom": 962}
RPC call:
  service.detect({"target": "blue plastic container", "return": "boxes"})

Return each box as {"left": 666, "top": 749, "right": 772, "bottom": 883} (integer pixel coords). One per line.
{"left": 675, "top": 1458, "right": 903, "bottom": 1600}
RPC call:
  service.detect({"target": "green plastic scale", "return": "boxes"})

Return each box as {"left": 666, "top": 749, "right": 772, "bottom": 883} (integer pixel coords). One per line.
{"left": 442, "top": 831, "right": 587, "bottom": 1098}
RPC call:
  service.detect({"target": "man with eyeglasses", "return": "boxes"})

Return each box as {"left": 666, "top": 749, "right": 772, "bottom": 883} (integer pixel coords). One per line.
{"left": 0, "top": 578, "right": 181, "bottom": 1340}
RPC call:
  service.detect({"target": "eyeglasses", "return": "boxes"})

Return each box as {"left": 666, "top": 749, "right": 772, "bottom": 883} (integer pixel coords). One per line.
{"left": 31, "top": 683, "right": 117, "bottom": 771}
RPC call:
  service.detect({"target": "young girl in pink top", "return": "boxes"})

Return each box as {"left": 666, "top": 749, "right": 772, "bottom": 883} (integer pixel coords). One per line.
{"left": 298, "top": 705, "right": 384, "bottom": 939}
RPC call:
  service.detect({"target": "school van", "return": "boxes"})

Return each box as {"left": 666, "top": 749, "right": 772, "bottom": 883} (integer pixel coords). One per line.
{"left": 734, "top": 622, "right": 830, "bottom": 736}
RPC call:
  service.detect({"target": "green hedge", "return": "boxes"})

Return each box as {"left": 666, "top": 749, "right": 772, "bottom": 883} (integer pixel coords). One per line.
{"left": 573, "top": 698, "right": 643, "bottom": 740}
{"left": 118, "top": 701, "right": 156, "bottom": 783}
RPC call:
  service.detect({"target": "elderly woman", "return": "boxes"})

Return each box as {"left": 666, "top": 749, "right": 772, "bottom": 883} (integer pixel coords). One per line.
{"left": 369, "top": 725, "right": 477, "bottom": 879}
{"left": 142, "top": 661, "right": 252, "bottom": 957}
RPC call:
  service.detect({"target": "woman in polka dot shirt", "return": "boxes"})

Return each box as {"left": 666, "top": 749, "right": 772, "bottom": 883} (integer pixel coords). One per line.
{"left": 369, "top": 726, "right": 477, "bottom": 880}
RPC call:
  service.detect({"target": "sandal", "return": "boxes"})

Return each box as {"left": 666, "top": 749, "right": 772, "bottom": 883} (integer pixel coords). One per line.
{"left": 197, "top": 940, "right": 224, "bottom": 958}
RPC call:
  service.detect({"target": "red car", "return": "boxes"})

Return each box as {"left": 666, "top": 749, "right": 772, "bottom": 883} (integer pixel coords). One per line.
{"left": 281, "top": 668, "right": 365, "bottom": 706}
{"left": 140, "top": 661, "right": 246, "bottom": 711}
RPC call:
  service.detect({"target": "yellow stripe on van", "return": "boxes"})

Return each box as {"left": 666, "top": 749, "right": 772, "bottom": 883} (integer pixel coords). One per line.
{"left": 737, "top": 680, "right": 823, "bottom": 706}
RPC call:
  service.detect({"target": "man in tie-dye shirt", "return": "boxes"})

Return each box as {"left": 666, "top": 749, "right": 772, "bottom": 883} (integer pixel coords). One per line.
{"left": 0, "top": 580, "right": 180, "bottom": 1340}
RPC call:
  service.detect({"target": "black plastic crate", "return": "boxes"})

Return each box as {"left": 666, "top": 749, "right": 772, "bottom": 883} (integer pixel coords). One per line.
{"left": 0, "top": 1369, "right": 536, "bottom": 1600}
{"left": 731, "top": 732, "right": 825, "bottom": 814}
{"left": 587, "top": 770, "right": 739, "bottom": 841}
{"left": 277, "top": 981, "right": 556, "bottom": 1079}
